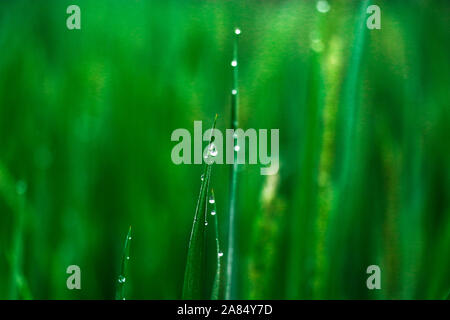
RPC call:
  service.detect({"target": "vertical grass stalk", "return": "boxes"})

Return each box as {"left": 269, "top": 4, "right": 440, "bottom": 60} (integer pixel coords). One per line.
{"left": 0, "top": 162, "right": 33, "bottom": 299}
{"left": 225, "top": 27, "right": 240, "bottom": 300}
{"left": 210, "top": 189, "right": 222, "bottom": 299}
{"left": 182, "top": 116, "right": 217, "bottom": 299}
{"left": 116, "top": 226, "right": 132, "bottom": 300}
{"left": 327, "top": 0, "right": 370, "bottom": 296}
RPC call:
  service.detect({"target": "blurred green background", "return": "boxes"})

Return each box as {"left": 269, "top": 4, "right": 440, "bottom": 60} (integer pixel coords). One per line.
{"left": 0, "top": 0, "right": 449, "bottom": 299}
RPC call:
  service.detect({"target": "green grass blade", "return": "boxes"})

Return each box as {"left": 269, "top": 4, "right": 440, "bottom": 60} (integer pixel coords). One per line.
{"left": 338, "top": 0, "right": 370, "bottom": 184}
{"left": 210, "top": 189, "right": 222, "bottom": 300}
{"left": 115, "top": 226, "right": 132, "bottom": 300}
{"left": 225, "top": 27, "right": 240, "bottom": 300}
{"left": 10, "top": 192, "right": 27, "bottom": 299}
{"left": 0, "top": 162, "right": 32, "bottom": 299}
{"left": 182, "top": 116, "right": 217, "bottom": 299}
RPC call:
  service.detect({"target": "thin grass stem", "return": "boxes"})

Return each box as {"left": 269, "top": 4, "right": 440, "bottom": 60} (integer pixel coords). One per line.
{"left": 225, "top": 27, "right": 240, "bottom": 300}
{"left": 116, "top": 226, "right": 132, "bottom": 300}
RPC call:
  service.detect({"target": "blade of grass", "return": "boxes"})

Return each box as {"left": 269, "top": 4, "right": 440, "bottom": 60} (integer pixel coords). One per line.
{"left": 115, "top": 226, "right": 132, "bottom": 300}
{"left": 225, "top": 27, "right": 240, "bottom": 300}
{"left": 338, "top": 0, "right": 370, "bottom": 186}
{"left": 182, "top": 116, "right": 217, "bottom": 299}
{"left": 313, "top": 31, "right": 345, "bottom": 299}
{"left": 0, "top": 162, "right": 31, "bottom": 299}
{"left": 209, "top": 189, "right": 222, "bottom": 299}
{"left": 327, "top": 0, "right": 370, "bottom": 297}
{"left": 10, "top": 190, "right": 26, "bottom": 299}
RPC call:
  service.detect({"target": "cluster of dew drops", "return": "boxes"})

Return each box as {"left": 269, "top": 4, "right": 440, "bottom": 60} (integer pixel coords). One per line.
{"left": 204, "top": 140, "right": 219, "bottom": 165}
{"left": 202, "top": 132, "right": 241, "bottom": 167}
{"left": 207, "top": 192, "right": 223, "bottom": 259}
{"left": 200, "top": 27, "right": 245, "bottom": 261}
{"left": 198, "top": 168, "right": 224, "bottom": 260}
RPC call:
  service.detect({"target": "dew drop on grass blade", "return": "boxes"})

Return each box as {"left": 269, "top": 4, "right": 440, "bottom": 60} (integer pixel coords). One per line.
{"left": 116, "top": 226, "right": 132, "bottom": 300}
{"left": 182, "top": 115, "right": 217, "bottom": 299}
{"left": 209, "top": 189, "right": 223, "bottom": 300}
{"left": 226, "top": 27, "right": 240, "bottom": 301}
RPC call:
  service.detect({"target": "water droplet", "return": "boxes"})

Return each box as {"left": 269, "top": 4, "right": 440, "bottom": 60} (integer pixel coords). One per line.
{"left": 118, "top": 276, "right": 126, "bottom": 283}
{"left": 204, "top": 143, "right": 218, "bottom": 165}
{"left": 232, "top": 89, "right": 237, "bottom": 95}
{"left": 200, "top": 174, "right": 204, "bottom": 181}
{"left": 122, "top": 298, "right": 126, "bottom": 300}
{"left": 235, "top": 28, "right": 241, "bottom": 35}
{"left": 234, "top": 145, "right": 240, "bottom": 152}
{"left": 128, "top": 237, "right": 132, "bottom": 240}
{"left": 231, "top": 60, "right": 237, "bottom": 67}
{"left": 205, "top": 222, "right": 208, "bottom": 226}
{"left": 16, "top": 180, "right": 27, "bottom": 195}
{"left": 209, "top": 143, "right": 218, "bottom": 157}
{"left": 218, "top": 252, "right": 224, "bottom": 257}
{"left": 211, "top": 210, "right": 216, "bottom": 216}
{"left": 316, "top": 0, "right": 330, "bottom": 13}
{"left": 126, "top": 256, "right": 130, "bottom": 260}
{"left": 209, "top": 197, "right": 215, "bottom": 204}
